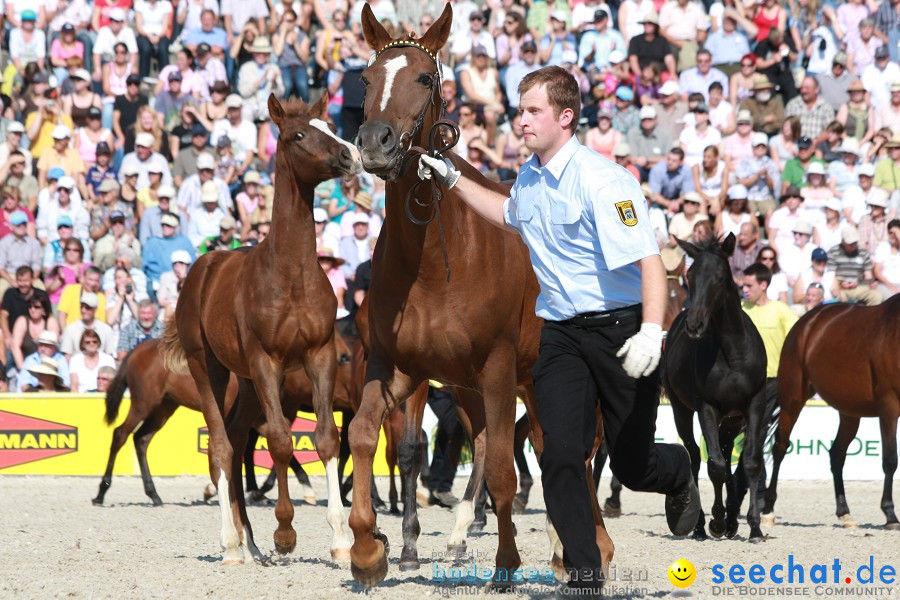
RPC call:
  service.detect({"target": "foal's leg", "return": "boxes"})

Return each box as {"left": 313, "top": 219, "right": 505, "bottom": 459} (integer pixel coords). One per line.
{"left": 349, "top": 365, "right": 415, "bottom": 587}
{"left": 304, "top": 341, "right": 352, "bottom": 561}
{"left": 672, "top": 399, "right": 706, "bottom": 539}
{"left": 93, "top": 392, "right": 155, "bottom": 506}
{"left": 246, "top": 354, "right": 294, "bottom": 555}
{"left": 512, "top": 414, "right": 533, "bottom": 515}
{"left": 448, "top": 387, "right": 486, "bottom": 550}
{"left": 698, "top": 404, "right": 728, "bottom": 538}
{"left": 762, "top": 369, "right": 809, "bottom": 526}
{"left": 398, "top": 383, "right": 427, "bottom": 571}
{"left": 878, "top": 414, "right": 899, "bottom": 530}
{"left": 189, "top": 352, "right": 242, "bottom": 565}
{"left": 132, "top": 401, "right": 178, "bottom": 506}
{"left": 229, "top": 380, "right": 265, "bottom": 562}
{"left": 829, "top": 414, "right": 862, "bottom": 528}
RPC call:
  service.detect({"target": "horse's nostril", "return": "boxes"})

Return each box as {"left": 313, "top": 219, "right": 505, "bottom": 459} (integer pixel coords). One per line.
{"left": 379, "top": 127, "right": 394, "bottom": 149}
{"left": 339, "top": 148, "right": 352, "bottom": 165}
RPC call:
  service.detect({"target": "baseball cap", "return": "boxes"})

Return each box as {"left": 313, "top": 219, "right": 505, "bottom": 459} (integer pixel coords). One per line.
{"left": 639, "top": 106, "right": 657, "bottom": 120}
{"left": 160, "top": 213, "right": 180, "bottom": 227}
{"left": 792, "top": 220, "right": 813, "bottom": 235}
{"left": 811, "top": 247, "right": 828, "bottom": 262}
{"left": 96, "top": 141, "right": 112, "bottom": 155}
{"left": 550, "top": 10, "right": 567, "bottom": 22}
{"left": 832, "top": 52, "right": 848, "bottom": 66}
{"left": 521, "top": 40, "right": 537, "bottom": 53}
{"left": 313, "top": 208, "right": 328, "bottom": 223}
{"left": 191, "top": 122, "right": 208, "bottom": 137}
{"left": 692, "top": 102, "right": 710, "bottom": 113}
{"left": 171, "top": 250, "right": 192, "bottom": 265}
{"left": 7, "top": 121, "right": 24, "bottom": 134}
{"left": 469, "top": 10, "right": 485, "bottom": 20}
{"left": 471, "top": 44, "right": 489, "bottom": 57}
{"left": 220, "top": 215, "right": 236, "bottom": 230}
{"left": 197, "top": 42, "right": 211, "bottom": 56}
{"left": 61, "top": 23, "right": 75, "bottom": 33}
{"left": 168, "top": 70, "right": 183, "bottom": 82}
{"left": 842, "top": 226, "right": 860, "bottom": 244}
{"left": 135, "top": 132, "right": 155, "bottom": 148}
{"left": 196, "top": 153, "right": 215, "bottom": 170}
{"left": 858, "top": 163, "right": 876, "bottom": 177}
{"left": 97, "top": 179, "right": 120, "bottom": 193}
{"left": 806, "top": 162, "right": 826, "bottom": 176}
{"left": 615, "top": 86, "right": 634, "bottom": 102}
{"left": 201, "top": 180, "right": 219, "bottom": 202}
{"left": 243, "top": 171, "right": 261, "bottom": 184}
{"left": 109, "top": 210, "right": 126, "bottom": 222}
{"left": 32, "top": 72, "right": 49, "bottom": 85}
{"left": 109, "top": 7, "right": 126, "bottom": 21}
{"left": 875, "top": 46, "right": 890, "bottom": 59}
{"left": 225, "top": 94, "right": 244, "bottom": 109}
{"left": 608, "top": 50, "right": 626, "bottom": 64}
{"left": 57, "top": 215, "right": 73, "bottom": 228}
{"left": 72, "top": 68, "right": 91, "bottom": 82}
{"left": 825, "top": 198, "right": 843, "bottom": 213}
{"left": 659, "top": 80, "right": 679, "bottom": 96}
{"left": 216, "top": 135, "right": 232, "bottom": 148}
{"left": 9, "top": 210, "right": 28, "bottom": 226}
{"left": 752, "top": 132, "right": 769, "bottom": 147}
{"left": 48, "top": 167, "right": 65, "bottom": 181}
{"left": 87, "top": 106, "right": 102, "bottom": 121}
{"left": 122, "top": 163, "right": 140, "bottom": 176}
{"left": 613, "top": 142, "right": 631, "bottom": 157}
{"left": 57, "top": 176, "right": 75, "bottom": 189}
{"left": 594, "top": 8, "right": 609, "bottom": 20}
{"left": 797, "top": 136, "right": 813, "bottom": 149}
{"left": 728, "top": 184, "right": 749, "bottom": 200}
{"left": 52, "top": 125, "right": 72, "bottom": 140}
{"left": 126, "top": 74, "right": 141, "bottom": 86}
{"left": 80, "top": 292, "right": 99, "bottom": 308}
{"left": 157, "top": 184, "right": 176, "bottom": 199}
{"left": 349, "top": 213, "right": 370, "bottom": 226}
{"left": 21, "top": 9, "right": 36, "bottom": 21}
{"left": 684, "top": 192, "right": 702, "bottom": 204}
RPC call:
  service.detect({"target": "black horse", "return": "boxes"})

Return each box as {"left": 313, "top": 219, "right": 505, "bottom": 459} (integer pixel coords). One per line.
{"left": 665, "top": 234, "right": 768, "bottom": 541}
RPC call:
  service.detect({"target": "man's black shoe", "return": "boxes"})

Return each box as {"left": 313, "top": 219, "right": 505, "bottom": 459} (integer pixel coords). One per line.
{"left": 666, "top": 476, "right": 701, "bottom": 536}
{"left": 429, "top": 490, "right": 460, "bottom": 508}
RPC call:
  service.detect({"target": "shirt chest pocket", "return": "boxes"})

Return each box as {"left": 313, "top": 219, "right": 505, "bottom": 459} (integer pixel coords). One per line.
{"left": 515, "top": 196, "right": 535, "bottom": 222}
{"left": 548, "top": 191, "right": 582, "bottom": 226}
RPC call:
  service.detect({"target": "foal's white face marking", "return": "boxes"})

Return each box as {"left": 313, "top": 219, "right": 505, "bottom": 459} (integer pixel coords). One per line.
{"left": 309, "top": 118, "right": 361, "bottom": 163}
{"left": 379, "top": 55, "right": 408, "bottom": 111}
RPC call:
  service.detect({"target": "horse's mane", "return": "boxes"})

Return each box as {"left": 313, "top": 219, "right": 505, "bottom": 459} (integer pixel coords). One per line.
{"left": 279, "top": 97, "right": 313, "bottom": 118}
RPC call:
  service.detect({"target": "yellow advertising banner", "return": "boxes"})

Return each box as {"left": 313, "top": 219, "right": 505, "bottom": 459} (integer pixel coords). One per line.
{"left": 0, "top": 394, "right": 390, "bottom": 476}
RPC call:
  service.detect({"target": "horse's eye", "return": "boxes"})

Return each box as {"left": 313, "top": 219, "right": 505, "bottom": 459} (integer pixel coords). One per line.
{"left": 417, "top": 74, "right": 433, "bottom": 86}
{"left": 294, "top": 132, "right": 304, "bottom": 142}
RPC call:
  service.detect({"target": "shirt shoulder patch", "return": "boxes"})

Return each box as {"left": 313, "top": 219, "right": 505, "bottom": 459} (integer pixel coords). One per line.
{"left": 615, "top": 200, "right": 638, "bottom": 227}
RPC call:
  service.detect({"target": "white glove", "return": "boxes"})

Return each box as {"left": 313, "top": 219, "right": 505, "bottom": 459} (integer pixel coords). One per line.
{"left": 616, "top": 323, "right": 663, "bottom": 379}
{"left": 417, "top": 154, "right": 460, "bottom": 188}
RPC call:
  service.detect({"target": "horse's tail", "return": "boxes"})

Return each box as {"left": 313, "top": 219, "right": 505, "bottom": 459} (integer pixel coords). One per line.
{"left": 104, "top": 351, "right": 131, "bottom": 425}
{"left": 160, "top": 316, "right": 189, "bottom": 375}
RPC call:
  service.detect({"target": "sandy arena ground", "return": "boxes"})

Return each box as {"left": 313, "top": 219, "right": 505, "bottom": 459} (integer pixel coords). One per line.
{"left": 1, "top": 475, "right": 898, "bottom": 599}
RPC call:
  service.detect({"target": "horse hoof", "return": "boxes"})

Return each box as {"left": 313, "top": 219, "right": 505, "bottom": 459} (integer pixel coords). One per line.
{"left": 416, "top": 489, "right": 430, "bottom": 508}
{"left": 150, "top": 497, "right": 164, "bottom": 507}
{"left": 550, "top": 555, "right": 567, "bottom": 583}
{"left": 274, "top": 530, "right": 297, "bottom": 554}
{"left": 341, "top": 497, "right": 351, "bottom": 507}
{"left": 223, "top": 548, "right": 244, "bottom": 566}
{"left": 748, "top": 530, "right": 766, "bottom": 543}
{"left": 203, "top": 483, "right": 217, "bottom": 502}
{"left": 485, "top": 579, "right": 513, "bottom": 594}
{"left": 760, "top": 513, "right": 776, "bottom": 527}
{"left": 331, "top": 547, "right": 352, "bottom": 563}
{"left": 884, "top": 522, "right": 900, "bottom": 531}
{"left": 691, "top": 529, "right": 708, "bottom": 540}
{"left": 709, "top": 520, "right": 726, "bottom": 538}
{"left": 603, "top": 500, "right": 622, "bottom": 518}
{"left": 512, "top": 497, "right": 527, "bottom": 515}
{"left": 389, "top": 506, "right": 401, "bottom": 516}
{"left": 725, "top": 521, "right": 739, "bottom": 539}
{"left": 839, "top": 514, "right": 859, "bottom": 529}
{"left": 399, "top": 560, "right": 420, "bottom": 572}
{"left": 350, "top": 543, "right": 388, "bottom": 588}
{"left": 303, "top": 495, "right": 317, "bottom": 505}
{"left": 373, "top": 531, "right": 390, "bottom": 556}
{"left": 468, "top": 520, "right": 486, "bottom": 534}
{"left": 447, "top": 543, "right": 467, "bottom": 559}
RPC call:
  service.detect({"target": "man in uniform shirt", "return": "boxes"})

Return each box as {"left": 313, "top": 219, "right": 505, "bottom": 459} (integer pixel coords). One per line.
{"left": 418, "top": 66, "right": 698, "bottom": 598}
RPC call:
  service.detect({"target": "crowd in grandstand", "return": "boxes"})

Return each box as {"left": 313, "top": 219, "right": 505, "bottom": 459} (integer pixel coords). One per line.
{"left": 0, "top": 0, "right": 896, "bottom": 393}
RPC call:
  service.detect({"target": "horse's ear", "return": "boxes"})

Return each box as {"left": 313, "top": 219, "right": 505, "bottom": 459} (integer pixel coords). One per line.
{"left": 361, "top": 3, "right": 392, "bottom": 52}
{"left": 419, "top": 4, "right": 452, "bottom": 55}
{"left": 675, "top": 237, "right": 699, "bottom": 259}
{"left": 268, "top": 94, "right": 286, "bottom": 128}
{"left": 720, "top": 233, "right": 736, "bottom": 257}
{"left": 311, "top": 91, "right": 329, "bottom": 120}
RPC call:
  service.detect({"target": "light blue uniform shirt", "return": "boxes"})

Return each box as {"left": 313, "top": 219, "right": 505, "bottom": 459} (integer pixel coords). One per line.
{"left": 503, "top": 135, "right": 659, "bottom": 321}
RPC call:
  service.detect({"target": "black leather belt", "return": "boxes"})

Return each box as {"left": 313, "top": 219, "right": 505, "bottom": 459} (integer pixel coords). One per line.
{"left": 557, "top": 304, "right": 642, "bottom": 329}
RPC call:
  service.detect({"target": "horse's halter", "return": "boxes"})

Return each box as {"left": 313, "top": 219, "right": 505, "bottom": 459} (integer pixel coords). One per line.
{"left": 368, "top": 35, "right": 461, "bottom": 281}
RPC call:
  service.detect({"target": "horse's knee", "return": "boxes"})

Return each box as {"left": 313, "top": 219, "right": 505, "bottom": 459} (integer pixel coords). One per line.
{"left": 706, "top": 456, "right": 728, "bottom": 483}
{"left": 348, "top": 418, "right": 378, "bottom": 457}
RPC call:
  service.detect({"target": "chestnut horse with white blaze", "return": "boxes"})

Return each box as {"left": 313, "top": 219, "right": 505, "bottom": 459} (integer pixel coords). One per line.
{"left": 347, "top": 4, "right": 613, "bottom": 588}
{"left": 161, "top": 94, "right": 361, "bottom": 565}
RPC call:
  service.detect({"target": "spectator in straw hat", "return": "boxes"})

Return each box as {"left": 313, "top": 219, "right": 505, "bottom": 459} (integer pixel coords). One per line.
{"left": 722, "top": 110, "right": 756, "bottom": 167}
{"left": 17, "top": 330, "right": 70, "bottom": 392}
{"left": 187, "top": 181, "right": 227, "bottom": 247}
{"left": 2, "top": 151, "right": 39, "bottom": 211}
{"left": 198, "top": 215, "right": 241, "bottom": 254}
{"left": 317, "top": 248, "right": 348, "bottom": 319}
{"left": 857, "top": 188, "right": 891, "bottom": 255}
{"left": 37, "top": 124, "right": 85, "bottom": 190}
{"left": 238, "top": 36, "right": 284, "bottom": 122}
{"left": 176, "top": 152, "right": 232, "bottom": 218}
{"left": 738, "top": 75, "right": 784, "bottom": 137}
{"left": 778, "top": 220, "right": 817, "bottom": 284}
{"left": 873, "top": 134, "right": 900, "bottom": 194}
{"left": 235, "top": 170, "right": 268, "bottom": 241}
{"left": 22, "top": 356, "right": 70, "bottom": 393}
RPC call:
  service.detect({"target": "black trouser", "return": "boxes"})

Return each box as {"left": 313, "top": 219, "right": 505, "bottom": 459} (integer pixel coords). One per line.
{"left": 427, "top": 386, "right": 463, "bottom": 493}
{"left": 534, "top": 305, "right": 691, "bottom": 589}
{"left": 136, "top": 35, "right": 171, "bottom": 79}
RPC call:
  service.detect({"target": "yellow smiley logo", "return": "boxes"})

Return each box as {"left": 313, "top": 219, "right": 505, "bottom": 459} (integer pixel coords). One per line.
{"left": 668, "top": 559, "right": 696, "bottom": 588}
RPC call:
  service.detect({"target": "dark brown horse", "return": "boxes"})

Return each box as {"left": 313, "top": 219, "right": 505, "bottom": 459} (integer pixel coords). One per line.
{"left": 763, "top": 295, "right": 900, "bottom": 529}
{"left": 347, "top": 4, "right": 612, "bottom": 588}
{"left": 91, "top": 336, "right": 354, "bottom": 507}
{"left": 161, "top": 94, "right": 361, "bottom": 565}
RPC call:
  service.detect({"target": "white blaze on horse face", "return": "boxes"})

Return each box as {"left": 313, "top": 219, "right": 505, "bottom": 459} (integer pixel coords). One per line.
{"left": 379, "top": 55, "right": 408, "bottom": 112}
{"left": 309, "top": 118, "right": 361, "bottom": 165}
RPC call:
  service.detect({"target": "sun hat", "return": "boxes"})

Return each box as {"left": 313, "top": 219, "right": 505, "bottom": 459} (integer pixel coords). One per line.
{"left": 841, "top": 226, "right": 860, "bottom": 244}
{"left": 728, "top": 184, "right": 749, "bottom": 200}
{"left": 867, "top": 188, "right": 890, "bottom": 208}
{"left": 792, "top": 221, "right": 813, "bottom": 235}
{"left": 52, "top": 125, "right": 72, "bottom": 140}
{"left": 220, "top": 215, "right": 236, "bottom": 229}
{"left": 80, "top": 292, "right": 99, "bottom": 308}
{"left": 171, "top": 250, "right": 192, "bottom": 265}
{"left": 659, "top": 80, "right": 679, "bottom": 96}
{"left": 313, "top": 208, "right": 328, "bottom": 223}
{"left": 27, "top": 356, "right": 63, "bottom": 383}
{"left": 243, "top": 171, "right": 261, "bottom": 184}
{"left": 97, "top": 179, "right": 120, "bottom": 193}
{"left": 838, "top": 137, "right": 860, "bottom": 155}
{"left": 349, "top": 213, "right": 370, "bottom": 226}
{"left": 639, "top": 106, "right": 657, "bottom": 120}
{"left": 196, "top": 153, "right": 216, "bottom": 170}
{"left": 824, "top": 198, "right": 843, "bottom": 213}
{"left": 135, "top": 132, "right": 155, "bottom": 148}
{"left": 613, "top": 142, "right": 631, "bottom": 157}
{"left": 317, "top": 248, "right": 345, "bottom": 265}
{"left": 157, "top": 184, "right": 176, "bottom": 199}
{"left": 36, "top": 331, "right": 59, "bottom": 347}
{"left": 806, "top": 162, "right": 826, "bottom": 176}
{"left": 354, "top": 191, "right": 372, "bottom": 210}
{"left": 201, "top": 180, "right": 219, "bottom": 203}
{"left": 225, "top": 94, "right": 244, "bottom": 109}
{"left": 736, "top": 110, "right": 753, "bottom": 124}
{"left": 160, "top": 213, "right": 180, "bottom": 227}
